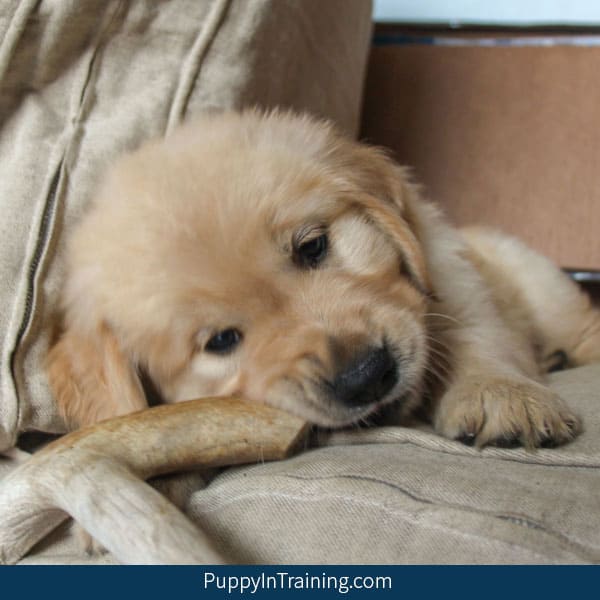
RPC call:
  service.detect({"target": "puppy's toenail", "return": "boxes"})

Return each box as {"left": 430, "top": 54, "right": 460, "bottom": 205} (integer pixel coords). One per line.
{"left": 492, "top": 434, "right": 521, "bottom": 448}
{"left": 456, "top": 432, "right": 477, "bottom": 446}
{"left": 546, "top": 349, "right": 569, "bottom": 373}
{"left": 540, "top": 436, "right": 558, "bottom": 448}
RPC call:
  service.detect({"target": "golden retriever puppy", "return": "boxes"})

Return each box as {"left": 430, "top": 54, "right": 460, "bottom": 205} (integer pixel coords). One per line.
{"left": 47, "top": 110, "right": 600, "bottom": 447}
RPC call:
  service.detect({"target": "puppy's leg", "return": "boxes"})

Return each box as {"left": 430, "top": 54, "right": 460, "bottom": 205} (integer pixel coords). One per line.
{"left": 46, "top": 322, "right": 147, "bottom": 429}
{"left": 430, "top": 311, "right": 580, "bottom": 448}
{"left": 461, "top": 226, "right": 600, "bottom": 368}
{"left": 418, "top": 215, "right": 581, "bottom": 447}
{"left": 432, "top": 358, "right": 580, "bottom": 448}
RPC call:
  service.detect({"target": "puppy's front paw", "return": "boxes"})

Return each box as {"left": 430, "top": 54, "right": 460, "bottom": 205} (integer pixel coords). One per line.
{"left": 434, "top": 376, "right": 580, "bottom": 448}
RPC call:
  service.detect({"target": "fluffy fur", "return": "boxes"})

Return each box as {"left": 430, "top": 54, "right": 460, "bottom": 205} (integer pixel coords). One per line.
{"left": 47, "top": 110, "right": 600, "bottom": 447}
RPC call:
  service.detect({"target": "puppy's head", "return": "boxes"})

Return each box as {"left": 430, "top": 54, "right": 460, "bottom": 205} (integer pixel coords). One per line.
{"left": 47, "top": 110, "right": 431, "bottom": 429}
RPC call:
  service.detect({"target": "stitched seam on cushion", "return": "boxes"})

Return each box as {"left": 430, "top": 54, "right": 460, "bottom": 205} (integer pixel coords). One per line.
{"left": 6, "top": 1, "right": 126, "bottom": 438}
{"left": 166, "top": 0, "right": 232, "bottom": 133}
{"left": 192, "top": 488, "right": 589, "bottom": 563}
{"left": 280, "top": 472, "right": 600, "bottom": 559}
{"left": 199, "top": 473, "right": 600, "bottom": 563}
{"left": 9, "top": 163, "right": 62, "bottom": 408}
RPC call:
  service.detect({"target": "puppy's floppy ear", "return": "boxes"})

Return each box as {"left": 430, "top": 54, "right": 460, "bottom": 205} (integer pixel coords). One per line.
{"left": 345, "top": 144, "right": 432, "bottom": 296}
{"left": 354, "top": 191, "right": 430, "bottom": 296}
{"left": 46, "top": 322, "right": 147, "bottom": 429}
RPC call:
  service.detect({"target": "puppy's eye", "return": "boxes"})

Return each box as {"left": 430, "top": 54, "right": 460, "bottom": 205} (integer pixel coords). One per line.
{"left": 205, "top": 328, "right": 242, "bottom": 354}
{"left": 294, "top": 233, "right": 328, "bottom": 269}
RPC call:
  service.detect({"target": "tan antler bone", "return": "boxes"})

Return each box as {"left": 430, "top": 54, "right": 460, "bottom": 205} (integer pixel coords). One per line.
{"left": 0, "top": 397, "right": 308, "bottom": 564}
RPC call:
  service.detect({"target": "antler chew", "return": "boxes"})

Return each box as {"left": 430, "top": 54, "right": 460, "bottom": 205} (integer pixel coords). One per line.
{"left": 0, "top": 397, "right": 308, "bottom": 564}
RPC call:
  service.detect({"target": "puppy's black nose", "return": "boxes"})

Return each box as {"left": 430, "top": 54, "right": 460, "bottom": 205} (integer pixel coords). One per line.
{"left": 332, "top": 346, "right": 398, "bottom": 407}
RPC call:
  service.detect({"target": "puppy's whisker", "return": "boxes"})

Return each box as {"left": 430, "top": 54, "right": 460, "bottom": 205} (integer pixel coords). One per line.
{"left": 424, "top": 333, "right": 453, "bottom": 350}
{"left": 427, "top": 345, "right": 449, "bottom": 359}
{"left": 424, "top": 312, "right": 462, "bottom": 326}
{"left": 424, "top": 358, "right": 451, "bottom": 378}
{"left": 423, "top": 344, "right": 452, "bottom": 368}
{"left": 423, "top": 361, "right": 451, "bottom": 381}
{"left": 423, "top": 364, "right": 452, "bottom": 387}
{"left": 424, "top": 354, "right": 452, "bottom": 378}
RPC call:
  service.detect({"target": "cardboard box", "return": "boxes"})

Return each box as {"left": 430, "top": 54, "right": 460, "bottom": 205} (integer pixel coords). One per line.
{"left": 361, "top": 30, "right": 600, "bottom": 270}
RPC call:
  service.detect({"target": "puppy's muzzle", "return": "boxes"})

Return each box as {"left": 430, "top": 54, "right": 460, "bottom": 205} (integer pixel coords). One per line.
{"left": 331, "top": 346, "right": 398, "bottom": 408}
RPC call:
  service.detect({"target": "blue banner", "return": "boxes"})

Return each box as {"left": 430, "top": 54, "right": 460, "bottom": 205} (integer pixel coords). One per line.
{"left": 0, "top": 565, "right": 598, "bottom": 599}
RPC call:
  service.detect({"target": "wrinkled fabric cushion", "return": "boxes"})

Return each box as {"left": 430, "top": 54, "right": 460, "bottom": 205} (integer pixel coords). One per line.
{"left": 187, "top": 365, "right": 600, "bottom": 564}
{"left": 5, "top": 364, "right": 600, "bottom": 564}
{"left": 0, "top": 0, "right": 372, "bottom": 448}
{"left": 2, "top": 0, "right": 598, "bottom": 568}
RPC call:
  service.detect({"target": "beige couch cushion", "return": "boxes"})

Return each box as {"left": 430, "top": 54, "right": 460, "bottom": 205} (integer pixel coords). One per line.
{"left": 2, "top": 0, "right": 598, "bottom": 567}
{"left": 5, "top": 364, "right": 599, "bottom": 564}
{"left": 0, "top": 0, "right": 373, "bottom": 448}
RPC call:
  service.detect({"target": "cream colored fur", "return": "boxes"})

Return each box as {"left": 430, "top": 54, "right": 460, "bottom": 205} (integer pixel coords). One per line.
{"left": 46, "top": 110, "right": 600, "bottom": 447}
